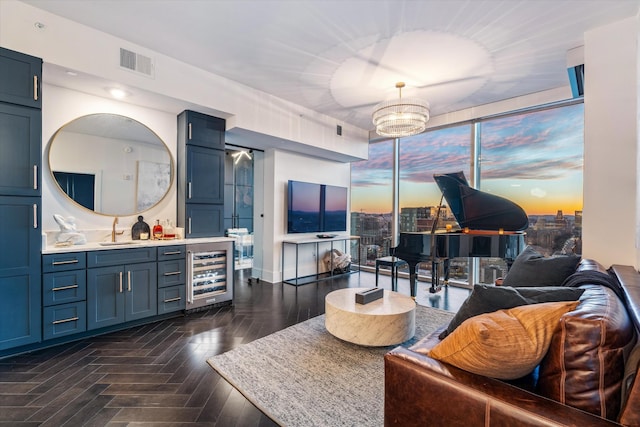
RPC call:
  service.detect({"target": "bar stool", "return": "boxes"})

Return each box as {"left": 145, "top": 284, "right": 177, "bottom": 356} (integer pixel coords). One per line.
{"left": 375, "top": 256, "right": 408, "bottom": 292}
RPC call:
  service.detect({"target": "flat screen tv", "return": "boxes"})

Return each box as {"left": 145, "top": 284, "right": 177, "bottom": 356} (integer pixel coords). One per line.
{"left": 287, "top": 180, "right": 348, "bottom": 234}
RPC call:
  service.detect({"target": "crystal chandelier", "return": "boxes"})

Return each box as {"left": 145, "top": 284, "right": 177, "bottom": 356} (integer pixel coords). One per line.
{"left": 372, "top": 82, "right": 430, "bottom": 137}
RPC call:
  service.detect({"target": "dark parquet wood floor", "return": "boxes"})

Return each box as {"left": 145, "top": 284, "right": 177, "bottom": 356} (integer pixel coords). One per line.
{"left": 0, "top": 270, "right": 468, "bottom": 426}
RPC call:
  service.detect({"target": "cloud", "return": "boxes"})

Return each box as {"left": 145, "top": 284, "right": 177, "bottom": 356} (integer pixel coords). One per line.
{"left": 530, "top": 187, "right": 547, "bottom": 198}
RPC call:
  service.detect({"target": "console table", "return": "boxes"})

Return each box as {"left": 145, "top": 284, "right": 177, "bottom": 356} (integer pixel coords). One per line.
{"left": 281, "top": 235, "right": 360, "bottom": 286}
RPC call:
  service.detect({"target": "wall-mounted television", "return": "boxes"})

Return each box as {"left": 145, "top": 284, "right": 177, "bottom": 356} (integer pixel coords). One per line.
{"left": 287, "top": 180, "right": 348, "bottom": 234}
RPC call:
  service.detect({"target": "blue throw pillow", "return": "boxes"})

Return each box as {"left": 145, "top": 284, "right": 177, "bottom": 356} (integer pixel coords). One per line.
{"left": 502, "top": 246, "right": 581, "bottom": 287}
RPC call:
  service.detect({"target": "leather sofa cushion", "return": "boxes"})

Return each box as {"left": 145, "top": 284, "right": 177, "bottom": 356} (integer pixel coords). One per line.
{"left": 538, "top": 284, "right": 635, "bottom": 420}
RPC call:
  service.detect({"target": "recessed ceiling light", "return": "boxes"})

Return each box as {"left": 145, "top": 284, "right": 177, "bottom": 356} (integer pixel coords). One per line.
{"left": 65, "top": 71, "right": 78, "bottom": 76}
{"left": 109, "top": 88, "right": 128, "bottom": 99}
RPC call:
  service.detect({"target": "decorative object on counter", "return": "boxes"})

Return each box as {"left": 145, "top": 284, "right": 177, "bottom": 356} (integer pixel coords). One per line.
{"left": 131, "top": 216, "right": 151, "bottom": 240}
{"left": 53, "top": 214, "right": 87, "bottom": 245}
{"left": 175, "top": 227, "right": 184, "bottom": 239}
{"left": 153, "top": 219, "right": 163, "bottom": 240}
{"left": 163, "top": 218, "right": 175, "bottom": 239}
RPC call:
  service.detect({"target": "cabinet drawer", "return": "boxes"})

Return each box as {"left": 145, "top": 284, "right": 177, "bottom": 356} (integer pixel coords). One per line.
{"left": 87, "top": 247, "right": 156, "bottom": 268}
{"left": 42, "top": 252, "right": 86, "bottom": 273}
{"left": 158, "top": 285, "right": 185, "bottom": 315}
{"left": 43, "top": 302, "right": 86, "bottom": 340}
{"left": 43, "top": 270, "right": 86, "bottom": 306}
{"left": 158, "top": 259, "right": 186, "bottom": 288}
{"left": 157, "top": 245, "right": 186, "bottom": 261}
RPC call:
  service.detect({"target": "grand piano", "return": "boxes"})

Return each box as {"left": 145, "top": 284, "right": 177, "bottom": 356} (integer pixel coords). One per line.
{"left": 392, "top": 172, "right": 528, "bottom": 296}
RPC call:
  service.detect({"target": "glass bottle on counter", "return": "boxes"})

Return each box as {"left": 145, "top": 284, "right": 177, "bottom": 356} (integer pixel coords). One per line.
{"left": 163, "top": 219, "right": 175, "bottom": 239}
{"left": 153, "top": 219, "right": 163, "bottom": 240}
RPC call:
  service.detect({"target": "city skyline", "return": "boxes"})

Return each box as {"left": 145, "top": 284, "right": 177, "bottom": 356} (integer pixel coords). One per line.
{"left": 351, "top": 103, "right": 584, "bottom": 216}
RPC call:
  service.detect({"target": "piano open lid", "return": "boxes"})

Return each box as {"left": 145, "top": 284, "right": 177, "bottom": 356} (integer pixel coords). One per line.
{"left": 434, "top": 171, "right": 529, "bottom": 232}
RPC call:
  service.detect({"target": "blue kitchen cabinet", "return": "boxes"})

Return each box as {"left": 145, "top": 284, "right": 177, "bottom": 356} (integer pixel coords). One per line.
{"left": 0, "top": 46, "right": 42, "bottom": 108}
{"left": 0, "top": 196, "right": 41, "bottom": 350}
{"left": 0, "top": 47, "right": 42, "bottom": 352}
{"left": 0, "top": 103, "right": 41, "bottom": 197}
{"left": 177, "top": 110, "right": 226, "bottom": 237}
{"left": 87, "top": 248, "right": 158, "bottom": 330}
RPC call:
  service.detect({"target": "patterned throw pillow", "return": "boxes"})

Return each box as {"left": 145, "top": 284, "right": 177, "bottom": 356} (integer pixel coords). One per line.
{"left": 438, "top": 284, "right": 584, "bottom": 339}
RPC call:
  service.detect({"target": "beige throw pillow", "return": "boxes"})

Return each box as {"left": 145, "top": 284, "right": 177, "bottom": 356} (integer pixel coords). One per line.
{"left": 428, "top": 300, "right": 579, "bottom": 380}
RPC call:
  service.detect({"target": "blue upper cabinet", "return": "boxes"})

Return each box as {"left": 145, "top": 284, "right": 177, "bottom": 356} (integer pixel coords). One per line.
{"left": 185, "top": 145, "right": 224, "bottom": 204}
{"left": 180, "top": 110, "right": 225, "bottom": 149}
{"left": 0, "top": 103, "right": 41, "bottom": 196}
{"left": 177, "top": 110, "right": 226, "bottom": 237}
{"left": 0, "top": 47, "right": 42, "bottom": 109}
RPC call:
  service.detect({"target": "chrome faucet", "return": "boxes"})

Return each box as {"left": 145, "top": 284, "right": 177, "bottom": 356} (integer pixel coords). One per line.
{"left": 112, "top": 217, "right": 124, "bottom": 242}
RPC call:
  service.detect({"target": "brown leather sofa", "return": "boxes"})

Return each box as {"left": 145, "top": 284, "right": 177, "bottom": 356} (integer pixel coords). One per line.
{"left": 385, "top": 261, "right": 640, "bottom": 426}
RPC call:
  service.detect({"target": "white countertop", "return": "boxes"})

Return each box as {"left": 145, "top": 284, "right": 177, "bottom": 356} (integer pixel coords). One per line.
{"left": 42, "top": 236, "right": 235, "bottom": 254}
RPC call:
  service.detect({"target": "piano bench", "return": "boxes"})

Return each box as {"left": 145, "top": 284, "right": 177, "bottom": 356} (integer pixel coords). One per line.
{"left": 375, "top": 256, "right": 408, "bottom": 292}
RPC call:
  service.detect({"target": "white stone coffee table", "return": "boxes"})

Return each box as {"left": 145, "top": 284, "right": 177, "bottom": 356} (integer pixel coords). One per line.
{"left": 325, "top": 287, "right": 416, "bottom": 346}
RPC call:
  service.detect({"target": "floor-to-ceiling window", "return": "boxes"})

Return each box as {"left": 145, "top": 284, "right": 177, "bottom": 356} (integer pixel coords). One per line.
{"left": 351, "top": 100, "right": 584, "bottom": 286}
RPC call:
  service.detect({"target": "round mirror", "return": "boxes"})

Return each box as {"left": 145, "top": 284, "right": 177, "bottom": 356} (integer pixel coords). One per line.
{"left": 48, "top": 113, "right": 173, "bottom": 216}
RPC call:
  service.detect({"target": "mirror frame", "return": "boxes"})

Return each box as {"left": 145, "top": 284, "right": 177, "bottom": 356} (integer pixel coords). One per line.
{"left": 47, "top": 113, "right": 174, "bottom": 217}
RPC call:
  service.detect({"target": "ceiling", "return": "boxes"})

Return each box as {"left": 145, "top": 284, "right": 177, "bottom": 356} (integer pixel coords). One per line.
{"left": 20, "top": 0, "right": 640, "bottom": 132}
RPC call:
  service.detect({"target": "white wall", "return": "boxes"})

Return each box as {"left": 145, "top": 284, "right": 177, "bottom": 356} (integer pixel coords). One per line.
{"left": 261, "top": 150, "right": 352, "bottom": 283}
{"left": 583, "top": 16, "right": 639, "bottom": 267}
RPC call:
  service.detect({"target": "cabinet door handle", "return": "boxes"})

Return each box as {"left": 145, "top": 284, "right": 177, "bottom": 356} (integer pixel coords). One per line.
{"left": 188, "top": 182, "right": 192, "bottom": 199}
{"left": 162, "top": 251, "right": 182, "bottom": 256}
{"left": 52, "top": 284, "right": 79, "bottom": 292}
{"left": 52, "top": 316, "right": 78, "bottom": 325}
{"left": 127, "top": 270, "right": 132, "bottom": 292}
{"left": 52, "top": 259, "right": 79, "bottom": 266}
{"left": 33, "top": 165, "right": 38, "bottom": 190}
{"left": 33, "top": 75, "right": 38, "bottom": 101}
{"left": 119, "top": 271, "right": 123, "bottom": 293}
{"left": 33, "top": 204, "right": 38, "bottom": 229}
{"left": 188, "top": 122, "right": 192, "bottom": 140}
{"left": 188, "top": 218, "right": 192, "bottom": 234}
{"left": 164, "top": 297, "right": 181, "bottom": 303}
{"left": 163, "top": 271, "right": 181, "bottom": 276}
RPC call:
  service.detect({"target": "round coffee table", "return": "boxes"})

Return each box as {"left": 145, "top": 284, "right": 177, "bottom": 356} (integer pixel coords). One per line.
{"left": 325, "top": 287, "right": 416, "bottom": 346}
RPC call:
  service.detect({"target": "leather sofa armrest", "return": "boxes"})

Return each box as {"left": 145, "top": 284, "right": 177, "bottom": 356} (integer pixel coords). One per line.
{"left": 384, "top": 347, "right": 620, "bottom": 427}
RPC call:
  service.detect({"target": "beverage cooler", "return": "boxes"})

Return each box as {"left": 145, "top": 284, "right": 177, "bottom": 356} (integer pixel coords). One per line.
{"left": 186, "top": 241, "right": 234, "bottom": 310}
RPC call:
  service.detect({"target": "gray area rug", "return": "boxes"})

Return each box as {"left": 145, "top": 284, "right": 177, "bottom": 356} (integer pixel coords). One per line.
{"left": 207, "top": 305, "right": 454, "bottom": 427}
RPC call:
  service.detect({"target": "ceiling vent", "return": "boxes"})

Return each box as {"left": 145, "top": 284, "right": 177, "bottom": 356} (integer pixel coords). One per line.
{"left": 120, "top": 48, "right": 154, "bottom": 78}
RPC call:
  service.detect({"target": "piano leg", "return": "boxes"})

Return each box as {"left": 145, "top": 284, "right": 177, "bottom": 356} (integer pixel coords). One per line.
{"left": 443, "top": 258, "right": 450, "bottom": 286}
{"left": 408, "top": 262, "right": 418, "bottom": 298}
{"left": 430, "top": 260, "right": 443, "bottom": 294}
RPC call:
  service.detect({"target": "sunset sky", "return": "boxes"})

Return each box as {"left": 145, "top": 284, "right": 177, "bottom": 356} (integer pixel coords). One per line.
{"left": 351, "top": 103, "right": 584, "bottom": 216}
